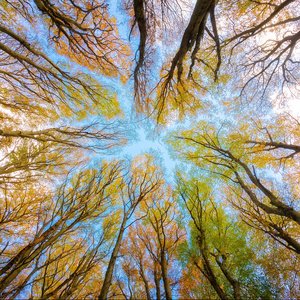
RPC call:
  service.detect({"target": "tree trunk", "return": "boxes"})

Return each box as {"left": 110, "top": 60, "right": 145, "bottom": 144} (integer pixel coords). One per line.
{"left": 201, "top": 255, "right": 229, "bottom": 300}
{"left": 98, "top": 218, "right": 126, "bottom": 300}
{"left": 160, "top": 251, "right": 172, "bottom": 300}
{"left": 139, "top": 262, "right": 151, "bottom": 300}
{"left": 154, "top": 263, "right": 161, "bottom": 300}
{"left": 197, "top": 235, "right": 229, "bottom": 300}
{"left": 216, "top": 257, "right": 241, "bottom": 300}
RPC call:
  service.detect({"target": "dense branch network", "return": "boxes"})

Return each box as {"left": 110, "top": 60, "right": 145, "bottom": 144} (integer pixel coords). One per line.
{"left": 0, "top": 0, "right": 300, "bottom": 298}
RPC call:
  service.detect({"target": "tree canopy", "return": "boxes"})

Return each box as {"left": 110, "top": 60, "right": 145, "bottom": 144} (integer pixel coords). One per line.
{"left": 0, "top": 0, "right": 299, "bottom": 299}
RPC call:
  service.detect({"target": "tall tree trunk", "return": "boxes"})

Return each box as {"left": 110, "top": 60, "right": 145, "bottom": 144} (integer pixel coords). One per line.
{"left": 164, "top": 0, "right": 214, "bottom": 82}
{"left": 160, "top": 251, "right": 172, "bottom": 300}
{"left": 202, "top": 254, "right": 228, "bottom": 300}
{"left": 216, "top": 257, "right": 241, "bottom": 300}
{"left": 98, "top": 218, "right": 126, "bottom": 300}
{"left": 196, "top": 235, "right": 229, "bottom": 300}
{"left": 154, "top": 262, "right": 161, "bottom": 300}
{"left": 139, "top": 262, "right": 151, "bottom": 300}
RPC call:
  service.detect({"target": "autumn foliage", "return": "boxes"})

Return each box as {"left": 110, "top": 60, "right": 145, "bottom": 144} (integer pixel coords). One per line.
{"left": 0, "top": 0, "right": 299, "bottom": 299}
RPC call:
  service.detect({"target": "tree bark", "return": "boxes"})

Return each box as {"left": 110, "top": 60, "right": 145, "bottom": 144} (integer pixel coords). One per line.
{"left": 165, "top": 0, "right": 214, "bottom": 82}
{"left": 154, "top": 263, "right": 161, "bottom": 300}
{"left": 160, "top": 251, "right": 172, "bottom": 300}
{"left": 216, "top": 257, "right": 241, "bottom": 300}
{"left": 139, "top": 262, "right": 151, "bottom": 300}
{"left": 98, "top": 218, "right": 126, "bottom": 300}
{"left": 196, "top": 235, "right": 229, "bottom": 300}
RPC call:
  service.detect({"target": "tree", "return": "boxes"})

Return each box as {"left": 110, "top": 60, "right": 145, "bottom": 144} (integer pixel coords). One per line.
{"left": 118, "top": 228, "right": 154, "bottom": 300}
{"left": 0, "top": 161, "right": 122, "bottom": 297}
{"left": 124, "top": 0, "right": 183, "bottom": 112}
{"left": 128, "top": 0, "right": 299, "bottom": 121}
{"left": 177, "top": 176, "right": 276, "bottom": 299}
{"left": 1, "top": 0, "right": 300, "bottom": 298}
{"left": 98, "top": 155, "right": 163, "bottom": 299}
{"left": 0, "top": 0, "right": 125, "bottom": 208}
{"left": 172, "top": 120, "right": 300, "bottom": 254}
{"left": 115, "top": 184, "right": 186, "bottom": 300}
{"left": 138, "top": 189, "right": 185, "bottom": 300}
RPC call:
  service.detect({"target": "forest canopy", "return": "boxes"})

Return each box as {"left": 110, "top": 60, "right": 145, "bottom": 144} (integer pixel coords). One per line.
{"left": 0, "top": 0, "right": 299, "bottom": 299}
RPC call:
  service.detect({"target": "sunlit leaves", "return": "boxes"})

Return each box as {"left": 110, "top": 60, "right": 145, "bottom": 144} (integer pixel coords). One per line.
{"left": 0, "top": 0, "right": 299, "bottom": 298}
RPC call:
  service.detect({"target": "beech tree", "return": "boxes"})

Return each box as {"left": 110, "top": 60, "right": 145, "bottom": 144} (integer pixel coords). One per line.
{"left": 0, "top": 161, "right": 123, "bottom": 297}
{"left": 98, "top": 156, "right": 163, "bottom": 299}
{"left": 1, "top": 0, "right": 299, "bottom": 299}
{"left": 128, "top": 0, "right": 299, "bottom": 122}
{"left": 172, "top": 119, "right": 300, "bottom": 254}
{"left": 116, "top": 185, "right": 185, "bottom": 300}
{"left": 177, "top": 177, "right": 275, "bottom": 299}
{"left": 118, "top": 228, "right": 155, "bottom": 299}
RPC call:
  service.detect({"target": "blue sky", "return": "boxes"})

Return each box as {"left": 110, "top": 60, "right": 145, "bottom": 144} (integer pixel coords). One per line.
{"left": 24, "top": 0, "right": 300, "bottom": 187}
